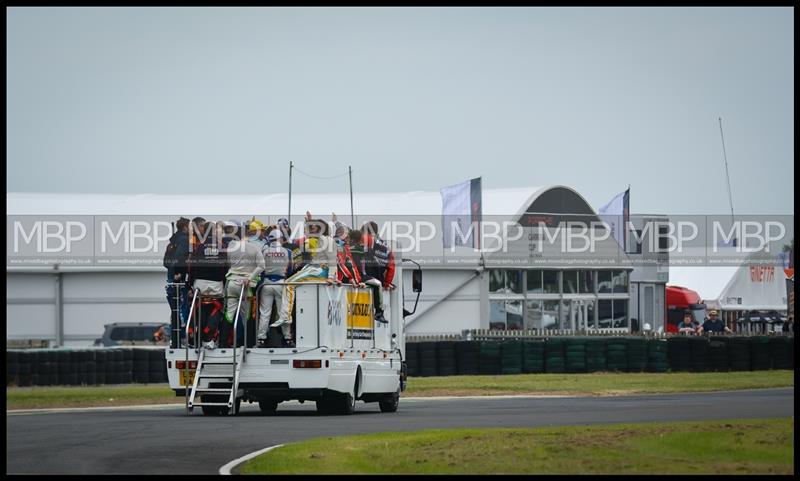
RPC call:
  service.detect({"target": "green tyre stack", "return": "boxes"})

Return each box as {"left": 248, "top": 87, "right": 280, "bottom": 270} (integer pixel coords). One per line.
{"left": 478, "top": 341, "right": 501, "bottom": 375}
{"left": 418, "top": 342, "right": 438, "bottom": 377}
{"left": 456, "top": 341, "right": 480, "bottom": 375}
{"left": 749, "top": 336, "right": 771, "bottom": 371}
{"left": 768, "top": 336, "right": 793, "bottom": 370}
{"left": 585, "top": 338, "right": 607, "bottom": 372}
{"left": 405, "top": 342, "right": 420, "bottom": 377}
{"left": 500, "top": 340, "right": 523, "bottom": 375}
{"left": 728, "top": 337, "right": 752, "bottom": 371}
{"left": 688, "top": 337, "right": 711, "bottom": 372}
{"left": 521, "top": 340, "right": 546, "bottom": 373}
{"left": 708, "top": 336, "right": 731, "bottom": 372}
{"left": 437, "top": 341, "right": 458, "bottom": 376}
{"left": 605, "top": 337, "right": 628, "bottom": 372}
{"left": 564, "top": 338, "right": 587, "bottom": 373}
{"left": 667, "top": 336, "right": 691, "bottom": 372}
{"left": 626, "top": 337, "right": 648, "bottom": 373}
{"left": 544, "top": 337, "right": 566, "bottom": 373}
{"left": 646, "top": 338, "right": 669, "bottom": 372}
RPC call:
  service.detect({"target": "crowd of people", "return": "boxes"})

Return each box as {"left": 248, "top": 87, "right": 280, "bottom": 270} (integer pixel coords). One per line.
{"left": 163, "top": 212, "right": 396, "bottom": 349}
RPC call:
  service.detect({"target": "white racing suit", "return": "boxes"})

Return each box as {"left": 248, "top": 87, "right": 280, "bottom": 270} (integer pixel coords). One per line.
{"left": 222, "top": 236, "right": 265, "bottom": 346}
{"left": 258, "top": 240, "right": 292, "bottom": 342}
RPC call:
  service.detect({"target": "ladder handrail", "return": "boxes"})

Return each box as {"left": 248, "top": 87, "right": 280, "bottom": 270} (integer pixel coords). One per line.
{"left": 184, "top": 288, "right": 199, "bottom": 415}
{"left": 229, "top": 283, "right": 247, "bottom": 414}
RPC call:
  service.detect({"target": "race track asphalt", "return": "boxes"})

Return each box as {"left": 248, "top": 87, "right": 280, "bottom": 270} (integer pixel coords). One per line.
{"left": 5, "top": 388, "right": 794, "bottom": 475}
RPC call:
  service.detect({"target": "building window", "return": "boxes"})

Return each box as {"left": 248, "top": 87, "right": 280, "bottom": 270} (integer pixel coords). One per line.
{"left": 578, "top": 270, "right": 594, "bottom": 294}
{"left": 543, "top": 270, "right": 560, "bottom": 294}
{"left": 525, "top": 300, "right": 543, "bottom": 330}
{"left": 597, "top": 270, "right": 613, "bottom": 294}
{"left": 562, "top": 271, "right": 578, "bottom": 294}
{"left": 490, "top": 270, "right": 523, "bottom": 295}
{"left": 542, "top": 300, "right": 561, "bottom": 330}
{"left": 526, "top": 270, "right": 542, "bottom": 294}
{"left": 490, "top": 300, "right": 524, "bottom": 330}
{"left": 597, "top": 299, "right": 613, "bottom": 328}
{"left": 612, "top": 270, "right": 629, "bottom": 293}
{"left": 613, "top": 299, "right": 628, "bottom": 328}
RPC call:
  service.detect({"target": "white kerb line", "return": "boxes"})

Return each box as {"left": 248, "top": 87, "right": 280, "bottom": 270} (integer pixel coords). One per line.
{"left": 219, "top": 444, "right": 285, "bottom": 475}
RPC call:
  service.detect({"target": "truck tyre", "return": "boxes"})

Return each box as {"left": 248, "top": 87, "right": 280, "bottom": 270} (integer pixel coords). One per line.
{"left": 259, "top": 399, "right": 279, "bottom": 415}
{"left": 316, "top": 392, "right": 336, "bottom": 415}
{"left": 379, "top": 389, "right": 400, "bottom": 413}
{"left": 337, "top": 391, "right": 355, "bottom": 415}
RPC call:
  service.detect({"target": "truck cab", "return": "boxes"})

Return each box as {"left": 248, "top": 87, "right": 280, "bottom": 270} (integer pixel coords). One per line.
{"left": 665, "top": 285, "right": 707, "bottom": 333}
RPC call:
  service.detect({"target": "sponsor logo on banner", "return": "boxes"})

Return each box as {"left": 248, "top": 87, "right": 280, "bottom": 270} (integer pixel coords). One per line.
{"left": 346, "top": 290, "right": 373, "bottom": 340}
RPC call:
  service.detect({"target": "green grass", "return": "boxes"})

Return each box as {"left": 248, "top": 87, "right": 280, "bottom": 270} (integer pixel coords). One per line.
{"left": 404, "top": 370, "right": 795, "bottom": 397}
{"left": 241, "top": 418, "right": 795, "bottom": 475}
{"left": 5, "top": 371, "right": 794, "bottom": 410}
{"left": 5, "top": 385, "right": 181, "bottom": 410}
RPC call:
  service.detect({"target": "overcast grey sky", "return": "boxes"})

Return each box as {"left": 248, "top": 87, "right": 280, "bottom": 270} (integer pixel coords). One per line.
{"left": 6, "top": 7, "right": 794, "bottom": 215}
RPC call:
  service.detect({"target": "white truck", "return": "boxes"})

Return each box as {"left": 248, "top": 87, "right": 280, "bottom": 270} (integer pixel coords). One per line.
{"left": 165, "top": 262, "right": 422, "bottom": 416}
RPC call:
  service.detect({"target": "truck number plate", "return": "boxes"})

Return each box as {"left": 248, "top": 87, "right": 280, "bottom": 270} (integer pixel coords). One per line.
{"left": 179, "top": 370, "right": 196, "bottom": 386}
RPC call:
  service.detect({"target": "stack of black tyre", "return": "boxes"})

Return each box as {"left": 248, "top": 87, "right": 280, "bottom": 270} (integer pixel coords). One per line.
{"left": 544, "top": 337, "right": 566, "bottom": 373}
{"left": 768, "top": 337, "right": 793, "bottom": 370}
{"left": 564, "top": 338, "right": 587, "bottom": 373}
{"left": 148, "top": 349, "right": 168, "bottom": 383}
{"left": 585, "top": 338, "right": 607, "bottom": 372}
{"left": 456, "top": 341, "right": 480, "bottom": 375}
{"left": 405, "top": 342, "right": 420, "bottom": 377}
{"left": 7, "top": 350, "right": 19, "bottom": 386}
{"left": 436, "top": 341, "right": 458, "bottom": 376}
{"left": 605, "top": 337, "right": 628, "bottom": 372}
{"left": 688, "top": 337, "right": 711, "bottom": 372}
{"left": 626, "top": 337, "right": 648, "bottom": 372}
{"left": 667, "top": 336, "right": 691, "bottom": 372}
{"left": 749, "top": 336, "right": 771, "bottom": 371}
{"left": 418, "top": 342, "right": 439, "bottom": 377}
{"left": 521, "top": 340, "right": 545, "bottom": 373}
{"left": 478, "top": 341, "right": 501, "bottom": 375}
{"left": 500, "top": 340, "right": 523, "bottom": 375}
{"left": 16, "top": 351, "right": 33, "bottom": 386}
{"left": 708, "top": 336, "right": 730, "bottom": 372}
{"left": 728, "top": 337, "right": 752, "bottom": 371}
{"left": 645, "top": 338, "right": 669, "bottom": 373}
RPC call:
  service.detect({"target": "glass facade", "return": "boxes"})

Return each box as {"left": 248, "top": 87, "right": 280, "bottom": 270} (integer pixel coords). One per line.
{"left": 488, "top": 269, "right": 630, "bottom": 331}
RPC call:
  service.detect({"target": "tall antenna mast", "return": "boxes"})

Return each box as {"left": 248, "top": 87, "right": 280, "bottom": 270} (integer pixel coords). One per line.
{"left": 718, "top": 117, "right": 736, "bottom": 246}
{"left": 288, "top": 161, "right": 293, "bottom": 224}
{"left": 348, "top": 166, "right": 355, "bottom": 228}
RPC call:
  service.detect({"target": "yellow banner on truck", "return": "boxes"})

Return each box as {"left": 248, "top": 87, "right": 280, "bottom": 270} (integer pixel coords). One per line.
{"left": 346, "top": 290, "right": 373, "bottom": 340}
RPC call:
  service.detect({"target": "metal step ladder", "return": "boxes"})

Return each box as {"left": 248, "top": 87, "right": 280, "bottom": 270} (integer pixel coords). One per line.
{"left": 186, "top": 283, "right": 249, "bottom": 415}
{"left": 187, "top": 348, "right": 243, "bottom": 415}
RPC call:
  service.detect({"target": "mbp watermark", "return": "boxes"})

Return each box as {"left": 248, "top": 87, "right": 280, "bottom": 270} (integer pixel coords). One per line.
{"left": 6, "top": 214, "right": 794, "bottom": 268}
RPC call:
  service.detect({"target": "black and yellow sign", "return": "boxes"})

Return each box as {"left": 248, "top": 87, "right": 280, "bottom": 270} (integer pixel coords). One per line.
{"left": 346, "top": 290, "right": 373, "bottom": 340}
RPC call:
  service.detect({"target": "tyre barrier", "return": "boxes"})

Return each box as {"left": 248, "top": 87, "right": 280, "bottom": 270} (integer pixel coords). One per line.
{"left": 403, "top": 335, "right": 793, "bottom": 378}
{"left": 6, "top": 348, "right": 168, "bottom": 387}
{"left": 7, "top": 336, "right": 794, "bottom": 386}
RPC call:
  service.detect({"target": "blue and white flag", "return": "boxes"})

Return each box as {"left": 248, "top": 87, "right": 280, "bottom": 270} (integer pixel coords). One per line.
{"left": 441, "top": 178, "right": 482, "bottom": 249}
{"left": 598, "top": 188, "right": 629, "bottom": 250}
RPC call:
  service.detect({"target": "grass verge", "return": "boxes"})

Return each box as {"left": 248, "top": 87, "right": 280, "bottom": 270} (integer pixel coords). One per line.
{"left": 241, "top": 418, "right": 795, "bottom": 475}
{"left": 5, "top": 370, "right": 794, "bottom": 410}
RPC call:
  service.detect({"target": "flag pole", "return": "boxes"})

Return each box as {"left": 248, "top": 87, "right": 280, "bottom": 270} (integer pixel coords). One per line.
{"left": 349, "top": 165, "right": 355, "bottom": 228}
{"left": 288, "top": 161, "right": 293, "bottom": 225}
{"left": 718, "top": 117, "right": 736, "bottom": 246}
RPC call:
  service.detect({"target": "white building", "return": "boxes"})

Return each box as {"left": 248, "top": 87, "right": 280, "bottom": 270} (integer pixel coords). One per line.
{"left": 8, "top": 186, "right": 649, "bottom": 346}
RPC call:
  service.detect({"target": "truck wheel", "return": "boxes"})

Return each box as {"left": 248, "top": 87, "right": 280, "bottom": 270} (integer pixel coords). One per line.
{"left": 259, "top": 399, "right": 278, "bottom": 415}
{"left": 379, "top": 389, "right": 400, "bottom": 413}
{"left": 338, "top": 391, "right": 355, "bottom": 415}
